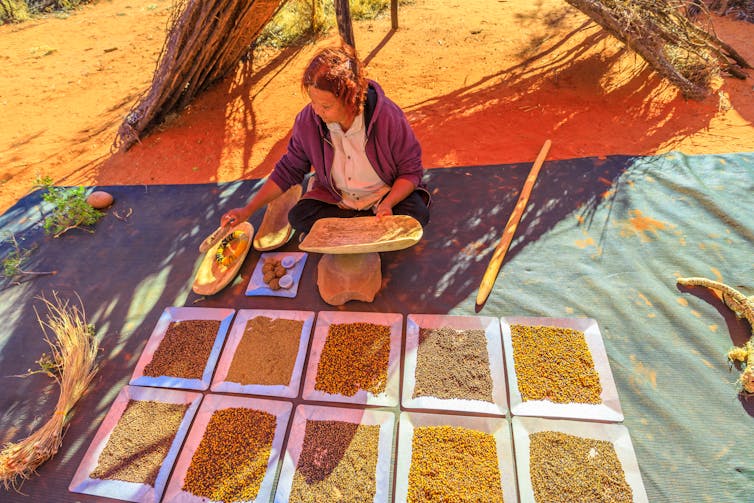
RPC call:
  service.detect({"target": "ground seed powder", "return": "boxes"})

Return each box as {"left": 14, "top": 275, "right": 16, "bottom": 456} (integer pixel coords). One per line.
{"left": 413, "top": 326, "right": 494, "bottom": 402}
{"left": 314, "top": 322, "right": 391, "bottom": 396}
{"left": 290, "top": 420, "right": 380, "bottom": 502}
{"left": 182, "top": 407, "right": 276, "bottom": 503}
{"left": 408, "top": 425, "right": 504, "bottom": 502}
{"left": 143, "top": 319, "right": 220, "bottom": 379}
{"left": 510, "top": 324, "right": 602, "bottom": 403}
{"left": 529, "top": 430, "right": 633, "bottom": 503}
{"left": 90, "top": 399, "right": 187, "bottom": 485}
{"left": 225, "top": 316, "right": 304, "bottom": 385}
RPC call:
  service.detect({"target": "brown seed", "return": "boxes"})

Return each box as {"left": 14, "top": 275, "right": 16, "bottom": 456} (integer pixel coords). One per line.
{"left": 511, "top": 324, "right": 602, "bottom": 404}
{"left": 90, "top": 400, "right": 188, "bottom": 486}
{"left": 182, "top": 407, "right": 277, "bottom": 503}
{"left": 314, "top": 322, "right": 391, "bottom": 396}
{"left": 413, "top": 326, "right": 493, "bottom": 402}
{"left": 407, "top": 425, "right": 503, "bottom": 502}
{"left": 529, "top": 430, "right": 633, "bottom": 502}
{"left": 143, "top": 319, "right": 220, "bottom": 379}
{"left": 290, "top": 420, "right": 380, "bottom": 502}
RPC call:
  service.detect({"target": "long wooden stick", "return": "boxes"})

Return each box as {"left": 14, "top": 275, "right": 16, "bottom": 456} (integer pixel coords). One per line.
{"left": 476, "top": 139, "right": 552, "bottom": 307}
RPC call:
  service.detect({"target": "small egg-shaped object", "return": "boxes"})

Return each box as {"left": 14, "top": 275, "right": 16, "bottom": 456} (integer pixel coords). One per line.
{"left": 278, "top": 274, "right": 293, "bottom": 289}
{"left": 281, "top": 256, "right": 297, "bottom": 269}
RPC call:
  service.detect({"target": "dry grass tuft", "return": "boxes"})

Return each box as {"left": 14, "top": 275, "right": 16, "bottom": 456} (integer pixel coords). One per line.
{"left": 0, "top": 292, "right": 98, "bottom": 490}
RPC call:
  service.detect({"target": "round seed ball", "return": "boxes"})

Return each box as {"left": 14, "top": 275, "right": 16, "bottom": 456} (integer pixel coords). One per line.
{"left": 86, "top": 191, "right": 113, "bottom": 209}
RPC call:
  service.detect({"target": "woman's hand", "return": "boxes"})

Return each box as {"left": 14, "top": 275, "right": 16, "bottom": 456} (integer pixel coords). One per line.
{"left": 220, "top": 208, "right": 249, "bottom": 227}
{"left": 374, "top": 200, "right": 394, "bottom": 219}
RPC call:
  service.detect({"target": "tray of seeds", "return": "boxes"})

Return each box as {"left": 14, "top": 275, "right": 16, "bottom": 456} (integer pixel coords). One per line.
{"left": 403, "top": 314, "right": 507, "bottom": 416}
{"left": 129, "top": 307, "right": 235, "bottom": 391}
{"left": 162, "top": 394, "right": 293, "bottom": 503}
{"left": 211, "top": 309, "right": 315, "bottom": 398}
{"left": 501, "top": 316, "right": 623, "bottom": 422}
{"left": 394, "top": 411, "right": 517, "bottom": 503}
{"left": 512, "top": 416, "right": 648, "bottom": 502}
{"left": 301, "top": 311, "right": 402, "bottom": 406}
{"left": 69, "top": 385, "right": 202, "bottom": 503}
{"left": 274, "top": 403, "right": 396, "bottom": 503}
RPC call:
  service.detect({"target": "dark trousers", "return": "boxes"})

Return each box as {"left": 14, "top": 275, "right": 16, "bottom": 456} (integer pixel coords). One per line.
{"left": 288, "top": 190, "right": 430, "bottom": 233}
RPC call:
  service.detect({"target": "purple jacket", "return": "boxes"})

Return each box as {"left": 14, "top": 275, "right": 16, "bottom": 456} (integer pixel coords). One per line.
{"left": 269, "top": 80, "right": 430, "bottom": 205}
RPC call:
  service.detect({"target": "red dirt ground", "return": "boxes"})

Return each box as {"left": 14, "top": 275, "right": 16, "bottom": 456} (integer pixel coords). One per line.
{"left": 1, "top": 0, "right": 753, "bottom": 215}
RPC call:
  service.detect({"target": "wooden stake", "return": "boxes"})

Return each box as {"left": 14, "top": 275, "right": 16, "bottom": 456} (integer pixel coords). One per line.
{"left": 475, "top": 139, "right": 552, "bottom": 307}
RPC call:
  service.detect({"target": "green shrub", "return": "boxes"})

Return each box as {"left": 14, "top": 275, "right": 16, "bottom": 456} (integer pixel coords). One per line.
{"left": 0, "top": 0, "right": 31, "bottom": 23}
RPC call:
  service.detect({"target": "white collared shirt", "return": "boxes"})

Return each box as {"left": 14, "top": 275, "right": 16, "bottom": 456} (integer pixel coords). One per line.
{"left": 327, "top": 113, "right": 389, "bottom": 210}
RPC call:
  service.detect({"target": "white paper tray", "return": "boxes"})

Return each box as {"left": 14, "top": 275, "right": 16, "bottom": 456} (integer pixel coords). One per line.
{"left": 403, "top": 314, "right": 507, "bottom": 416}
{"left": 512, "top": 416, "right": 648, "bottom": 502}
{"left": 245, "top": 252, "right": 308, "bottom": 298}
{"left": 69, "top": 385, "right": 202, "bottom": 503}
{"left": 130, "top": 307, "right": 235, "bottom": 391}
{"left": 163, "top": 394, "right": 293, "bottom": 503}
{"left": 274, "top": 404, "right": 396, "bottom": 503}
{"left": 394, "top": 411, "right": 517, "bottom": 503}
{"left": 501, "top": 316, "right": 623, "bottom": 422}
{"left": 211, "top": 309, "right": 315, "bottom": 397}
{"left": 302, "top": 311, "right": 402, "bottom": 406}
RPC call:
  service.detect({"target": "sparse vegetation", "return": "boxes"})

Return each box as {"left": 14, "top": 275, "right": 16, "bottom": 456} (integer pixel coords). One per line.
{"left": 35, "top": 176, "right": 104, "bottom": 238}
{"left": 1, "top": 0, "right": 90, "bottom": 23}
{"left": 1, "top": 232, "right": 55, "bottom": 282}
{"left": 256, "top": 0, "right": 407, "bottom": 48}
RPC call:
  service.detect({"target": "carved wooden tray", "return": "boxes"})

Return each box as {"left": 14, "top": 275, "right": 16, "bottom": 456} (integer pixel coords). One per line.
{"left": 299, "top": 215, "right": 423, "bottom": 254}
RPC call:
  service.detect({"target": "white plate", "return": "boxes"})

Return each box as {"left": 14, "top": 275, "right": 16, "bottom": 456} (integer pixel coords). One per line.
{"left": 274, "top": 404, "right": 396, "bottom": 503}
{"left": 245, "top": 252, "right": 308, "bottom": 298}
{"left": 129, "top": 307, "right": 235, "bottom": 391}
{"left": 403, "top": 314, "right": 507, "bottom": 416}
{"left": 301, "top": 311, "right": 402, "bottom": 406}
{"left": 394, "top": 411, "right": 517, "bottom": 503}
{"left": 163, "top": 395, "right": 293, "bottom": 503}
{"left": 501, "top": 316, "right": 623, "bottom": 422}
{"left": 211, "top": 309, "right": 315, "bottom": 398}
{"left": 512, "top": 416, "right": 648, "bottom": 502}
{"left": 69, "top": 385, "right": 202, "bottom": 503}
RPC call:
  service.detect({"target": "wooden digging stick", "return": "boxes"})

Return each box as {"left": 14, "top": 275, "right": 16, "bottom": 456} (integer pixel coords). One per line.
{"left": 476, "top": 139, "right": 552, "bottom": 307}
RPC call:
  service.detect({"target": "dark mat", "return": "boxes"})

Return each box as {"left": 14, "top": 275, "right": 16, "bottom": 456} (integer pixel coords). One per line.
{"left": 1, "top": 152, "right": 752, "bottom": 502}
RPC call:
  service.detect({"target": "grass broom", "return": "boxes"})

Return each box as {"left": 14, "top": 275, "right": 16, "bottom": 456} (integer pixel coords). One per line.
{"left": 0, "top": 292, "right": 99, "bottom": 490}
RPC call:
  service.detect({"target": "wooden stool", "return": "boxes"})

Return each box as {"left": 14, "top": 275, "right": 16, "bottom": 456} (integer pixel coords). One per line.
{"left": 317, "top": 253, "right": 381, "bottom": 305}
{"left": 299, "top": 215, "right": 423, "bottom": 306}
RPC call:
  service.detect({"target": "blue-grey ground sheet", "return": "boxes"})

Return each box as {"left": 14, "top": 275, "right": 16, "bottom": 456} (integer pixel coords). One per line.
{"left": 1, "top": 151, "right": 752, "bottom": 502}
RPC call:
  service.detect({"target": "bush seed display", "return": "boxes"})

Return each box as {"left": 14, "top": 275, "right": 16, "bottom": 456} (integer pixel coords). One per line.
{"left": 413, "top": 326, "right": 493, "bottom": 402}
{"left": 289, "top": 419, "right": 380, "bottom": 502}
{"left": 143, "top": 319, "right": 220, "bottom": 379}
{"left": 226, "top": 316, "right": 304, "bottom": 385}
{"left": 314, "top": 322, "right": 391, "bottom": 396}
{"left": 510, "top": 324, "right": 602, "bottom": 403}
{"left": 90, "top": 400, "right": 187, "bottom": 485}
{"left": 182, "top": 407, "right": 276, "bottom": 503}
{"left": 407, "top": 425, "right": 504, "bottom": 502}
{"left": 529, "top": 430, "right": 633, "bottom": 502}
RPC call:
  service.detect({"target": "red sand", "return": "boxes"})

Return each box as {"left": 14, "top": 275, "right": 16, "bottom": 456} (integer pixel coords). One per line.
{"left": 1, "top": 0, "right": 752, "bottom": 214}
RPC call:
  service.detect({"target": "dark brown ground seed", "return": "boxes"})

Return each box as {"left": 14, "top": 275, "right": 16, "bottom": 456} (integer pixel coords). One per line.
{"left": 182, "top": 407, "right": 277, "bottom": 503}
{"left": 90, "top": 400, "right": 187, "bottom": 485}
{"left": 290, "top": 420, "right": 380, "bottom": 502}
{"left": 510, "top": 324, "right": 602, "bottom": 403}
{"left": 529, "top": 431, "right": 633, "bottom": 503}
{"left": 407, "top": 425, "right": 504, "bottom": 503}
{"left": 413, "top": 326, "right": 494, "bottom": 402}
{"left": 143, "top": 319, "right": 221, "bottom": 379}
{"left": 225, "top": 316, "right": 304, "bottom": 386}
{"left": 314, "top": 322, "right": 391, "bottom": 396}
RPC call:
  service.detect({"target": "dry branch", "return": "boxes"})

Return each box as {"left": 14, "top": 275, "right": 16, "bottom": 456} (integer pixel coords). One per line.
{"left": 564, "top": 0, "right": 750, "bottom": 99}
{"left": 114, "top": 0, "right": 284, "bottom": 151}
